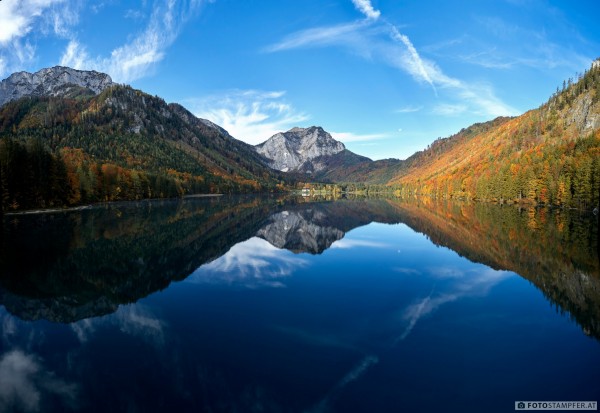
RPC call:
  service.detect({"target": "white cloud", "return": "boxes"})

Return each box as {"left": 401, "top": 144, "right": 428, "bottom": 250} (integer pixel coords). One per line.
{"left": 351, "top": 0, "right": 381, "bottom": 20}
{"left": 59, "top": 0, "right": 207, "bottom": 83}
{"left": 265, "top": 21, "right": 370, "bottom": 53}
{"left": 44, "top": 2, "right": 81, "bottom": 38}
{"left": 389, "top": 25, "right": 435, "bottom": 91}
{"left": 394, "top": 267, "right": 421, "bottom": 275}
{"left": 331, "top": 131, "right": 388, "bottom": 143}
{"left": 0, "top": 0, "right": 76, "bottom": 76}
{"left": 0, "top": 350, "right": 78, "bottom": 413}
{"left": 266, "top": 6, "right": 520, "bottom": 119}
{"left": 189, "top": 89, "right": 309, "bottom": 144}
{"left": 433, "top": 103, "right": 468, "bottom": 116}
{"left": 0, "top": 0, "right": 65, "bottom": 45}
{"left": 395, "top": 105, "right": 422, "bottom": 113}
{"left": 10, "top": 39, "right": 35, "bottom": 65}
{"left": 59, "top": 40, "right": 88, "bottom": 69}
{"left": 124, "top": 9, "right": 146, "bottom": 20}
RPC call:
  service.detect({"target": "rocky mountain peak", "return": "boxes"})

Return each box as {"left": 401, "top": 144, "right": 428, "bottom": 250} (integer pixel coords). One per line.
{"left": 0, "top": 66, "right": 114, "bottom": 107}
{"left": 255, "top": 126, "right": 345, "bottom": 172}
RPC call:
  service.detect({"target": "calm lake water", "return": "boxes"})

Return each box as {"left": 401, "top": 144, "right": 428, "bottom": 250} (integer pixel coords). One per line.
{"left": 0, "top": 196, "right": 599, "bottom": 412}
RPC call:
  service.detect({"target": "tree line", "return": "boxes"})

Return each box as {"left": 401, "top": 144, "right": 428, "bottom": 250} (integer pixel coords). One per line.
{"left": 0, "top": 137, "right": 227, "bottom": 212}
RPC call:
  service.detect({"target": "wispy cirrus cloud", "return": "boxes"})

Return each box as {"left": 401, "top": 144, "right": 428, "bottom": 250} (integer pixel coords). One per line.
{"left": 395, "top": 105, "right": 423, "bottom": 113}
{"left": 264, "top": 21, "right": 371, "bottom": 54}
{"left": 432, "top": 103, "right": 468, "bottom": 116}
{"left": 0, "top": 0, "right": 207, "bottom": 82}
{"left": 0, "top": 0, "right": 66, "bottom": 45}
{"left": 351, "top": 0, "right": 381, "bottom": 20}
{"left": 389, "top": 25, "right": 436, "bottom": 92}
{"left": 426, "top": 15, "right": 593, "bottom": 73}
{"left": 60, "top": 0, "right": 209, "bottom": 83}
{"left": 0, "top": 0, "right": 75, "bottom": 76}
{"left": 188, "top": 89, "right": 309, "bottom": 143}
{"left": 330, "top": 131, "right": 388, "bottom": 143}
{"left": 265, "top": 0, "right": 519, "bottom": 118}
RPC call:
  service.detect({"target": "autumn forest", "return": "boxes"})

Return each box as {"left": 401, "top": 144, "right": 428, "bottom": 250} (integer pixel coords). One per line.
{"left": 1, "top": 61, "right": 600, "bottom": 213}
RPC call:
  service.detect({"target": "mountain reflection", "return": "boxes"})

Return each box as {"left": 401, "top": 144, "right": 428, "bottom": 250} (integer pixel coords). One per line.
{"left": 0, "top": 196, "right": 598, "bottom": 339}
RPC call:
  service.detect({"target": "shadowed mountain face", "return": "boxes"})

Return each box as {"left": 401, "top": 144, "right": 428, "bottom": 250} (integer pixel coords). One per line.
{"left": 0, "top": 68, "right": 285, "bottom": 208}
{"left": 0, "top": 196, "right": 598, "bottom": 339}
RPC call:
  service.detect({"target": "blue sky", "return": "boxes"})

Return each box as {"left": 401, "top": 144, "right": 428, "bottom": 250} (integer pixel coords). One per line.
{"left": 0, "top": 0, "right": 598, "bottom": 160}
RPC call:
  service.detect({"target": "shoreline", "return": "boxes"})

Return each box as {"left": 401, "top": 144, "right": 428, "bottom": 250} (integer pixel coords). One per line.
{"left": 3, "top": 194, "right": 224, "bottom": 216}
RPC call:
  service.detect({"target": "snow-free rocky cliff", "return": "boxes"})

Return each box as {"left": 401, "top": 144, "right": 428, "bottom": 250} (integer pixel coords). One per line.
{"left": 255, "top": 126, "right": 345, "bottom": 173}
{"left": 0, "top": 66, "right": 114, "bottom": 107}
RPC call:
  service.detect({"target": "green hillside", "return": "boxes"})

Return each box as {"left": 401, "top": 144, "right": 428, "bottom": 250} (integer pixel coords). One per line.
{"left": 0, "top": 85, "right": 287, "bottom": 211}
{"left": 387, "top": 61, "right": 600, "bottom": 209}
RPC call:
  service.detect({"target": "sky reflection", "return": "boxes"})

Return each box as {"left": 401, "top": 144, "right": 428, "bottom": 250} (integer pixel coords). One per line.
{"left": 0, "top": 349, "right": 78, "bottom": 413}
{"left": 0, "top": 198, "right": 597, "bottom": 412}
{"left": 187, "top": 237, "right": 309, "bottom": 288}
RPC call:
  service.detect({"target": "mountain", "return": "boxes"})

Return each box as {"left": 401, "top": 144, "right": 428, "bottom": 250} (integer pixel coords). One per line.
{"left": 385, "top": 60, "right": 600, "bottom": 208}
{"left": 0, "top": 67, "right": 286, "bottom": 212}
{"left": 284, "top": 60, "right": 600, "bottom": 209}
{"left": 0, "top": 66, "right": 114, "bottom": 107}
{"left": 255, "top": 126, "right": 370, "bottom": 175}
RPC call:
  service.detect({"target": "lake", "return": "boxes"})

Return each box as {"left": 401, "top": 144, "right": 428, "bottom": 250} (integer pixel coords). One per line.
{"left": 0, "top": 195, "right": 599, "bottom": 412}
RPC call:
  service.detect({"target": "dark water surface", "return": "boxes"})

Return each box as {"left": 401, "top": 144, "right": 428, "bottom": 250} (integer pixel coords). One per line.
{"left": 0, "top": 196, "right": 599, "bottom": 412}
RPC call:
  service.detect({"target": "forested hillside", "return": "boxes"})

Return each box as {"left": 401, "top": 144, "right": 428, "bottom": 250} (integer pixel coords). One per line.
{"left": 309, "top": 61, "right": 600, "bottom": 210}
{"left": 388, "top": 61, "right": 600, "bottom": 209}
{"left": 0, "top": 84, "right": 286, "bottom": 211}
{"left": 317, "top": 117, "right": 513, "bottom": 185}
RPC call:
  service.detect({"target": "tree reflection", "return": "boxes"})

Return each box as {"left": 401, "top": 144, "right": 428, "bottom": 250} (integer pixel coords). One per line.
{"left": 0, "top": 196, "right": 598, "bottom": 340}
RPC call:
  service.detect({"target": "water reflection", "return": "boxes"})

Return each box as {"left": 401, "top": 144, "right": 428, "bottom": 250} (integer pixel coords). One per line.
{"left": 188, "top": 237, "right": 308, "bottom": 288}
{"left": 0, "top": 196, "right": 598, "bottom": 412}
{"left": 395, "top": 267, "right": 513, "bottom": 344}
{"left": 0, "top": 349, "right": 78, "bottom": 412}
{"left": 0, "top": 196, "right": 598, "bottom": 339}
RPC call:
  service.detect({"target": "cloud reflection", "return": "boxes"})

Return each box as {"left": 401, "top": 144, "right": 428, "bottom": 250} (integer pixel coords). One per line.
{"left": 329, "top": 238, "right": 389, "bottom": 250}
{"left": 71, "top": 304, "right": 166, "bottom": 348}
{"left": 395, "top": 267, "right": 514, "bottom": 343}
{"left": 0, "top": 350, "right": 78, "bottom": 413}
{"left": 306, "top": 354, "right": 379, "bottom": 413}
{"left": 187, "top": 237, "right": 309, "bottom": 288}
